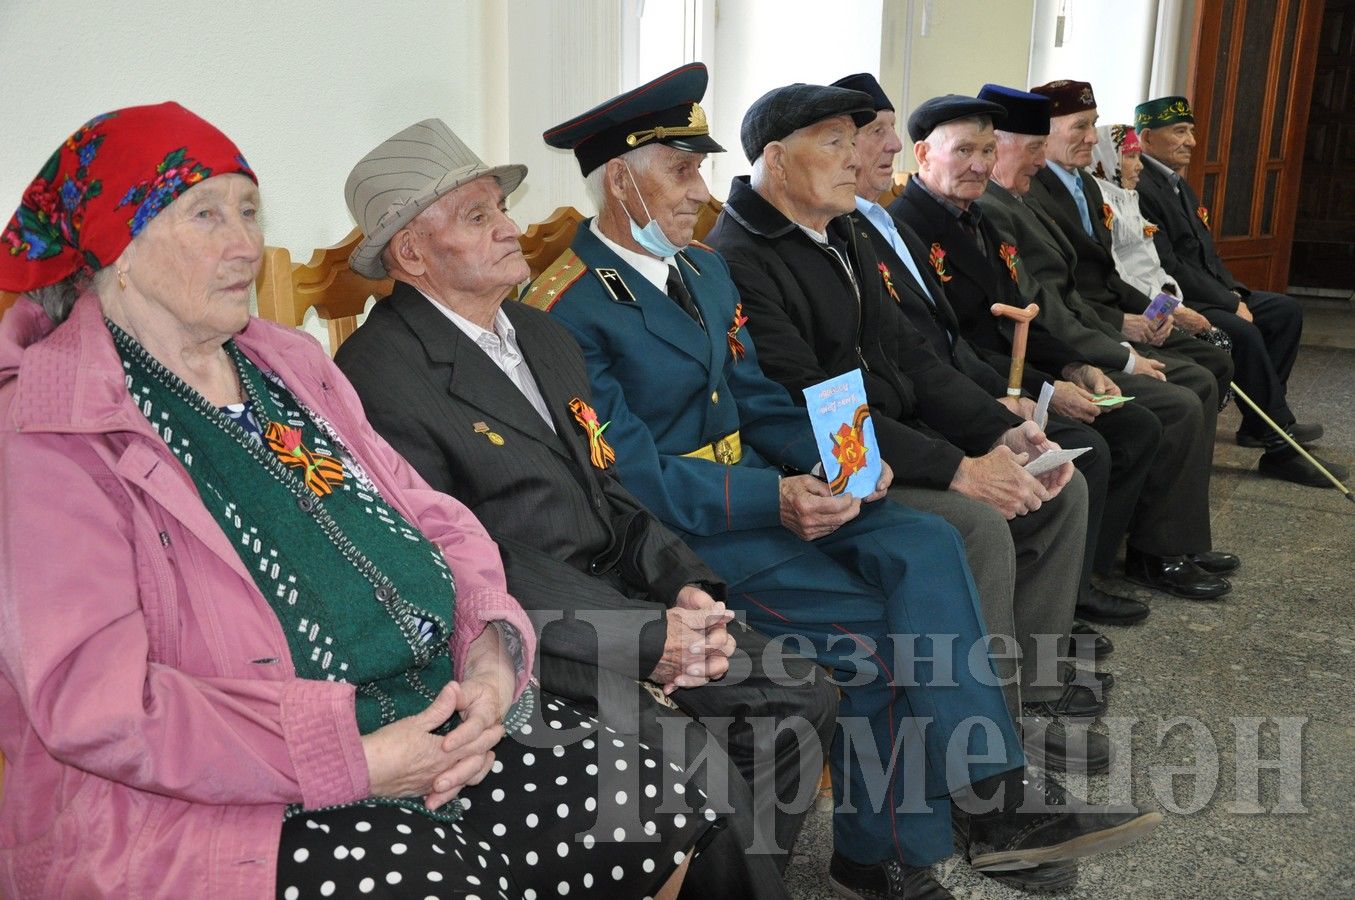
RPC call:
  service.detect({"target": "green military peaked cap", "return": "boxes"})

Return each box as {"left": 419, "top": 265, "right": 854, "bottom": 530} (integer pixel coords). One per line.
{"left": 1135, "top": 96, "right": 1194, "bottom": 130}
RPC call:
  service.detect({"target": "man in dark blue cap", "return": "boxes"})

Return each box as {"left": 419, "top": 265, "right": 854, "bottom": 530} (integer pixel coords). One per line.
{"left": 526, "top": 68, "right": 1162, "bottom": 900}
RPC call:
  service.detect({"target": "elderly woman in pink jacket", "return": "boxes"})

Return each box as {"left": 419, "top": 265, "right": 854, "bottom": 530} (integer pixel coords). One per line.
{"left": 0, "top": 103, "right": 711, "bottom": 899}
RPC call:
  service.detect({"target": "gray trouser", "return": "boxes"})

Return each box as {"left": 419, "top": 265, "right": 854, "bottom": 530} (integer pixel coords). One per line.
{"left": 888, "top": 470, "right": 1087, "bottom": 710}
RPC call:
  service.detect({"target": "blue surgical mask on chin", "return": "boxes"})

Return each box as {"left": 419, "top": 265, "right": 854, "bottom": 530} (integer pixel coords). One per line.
{"left": 624, "top": 163, "right": 684, "bottom": 259}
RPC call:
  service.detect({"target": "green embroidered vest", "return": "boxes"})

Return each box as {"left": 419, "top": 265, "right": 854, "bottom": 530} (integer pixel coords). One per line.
{"left": 110, "top": 324, "right": 532, "bottom": 821}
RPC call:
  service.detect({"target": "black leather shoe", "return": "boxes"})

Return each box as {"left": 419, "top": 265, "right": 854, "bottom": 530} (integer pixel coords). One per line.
{"left": 1258, "top": 447, "right": 1349, "bottom": 488}
{"left": 1021, "top": 711, "right": 1111, "bottom": 774}
{"left": 1070, "top": 621, "right": 1112, "bottom": 660}
{"left": 1236, "top": 422, "right": 1322, "bottom": 448}
{"left": 1186, "top": 550, "right": 1240, "bottom": 574}
{"left": 984, "top": 859, "right": 1079, "bottom": 894}
{"left": 828, "top": 851, "right": 953, "bottom": 899}
{"left": 954, "top": 772, "right": 1163, "bottom": 871}
{"left": 1022, "top": 681, "right": 1105, "bottom": 723}
{"left": 1075, "top": 585, "right": 1149, "bottom": 626}
{"left": 1071, "top": 668, "right": 1114, "bottom": 693}
{"left": 1123, "top": 548, "right": 1230, "bottom": 601}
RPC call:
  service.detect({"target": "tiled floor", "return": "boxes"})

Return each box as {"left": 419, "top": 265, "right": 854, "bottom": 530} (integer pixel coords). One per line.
{"left": 784, "top": 311, "right": 1355, "bottom": 899}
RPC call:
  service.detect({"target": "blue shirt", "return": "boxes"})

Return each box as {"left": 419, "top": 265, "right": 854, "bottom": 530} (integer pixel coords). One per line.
{"left": 1046, "top": 162, "right": 1095, "bottom": 235}
{"left": 855, "top": 195, "right": 937, "bottom": 307}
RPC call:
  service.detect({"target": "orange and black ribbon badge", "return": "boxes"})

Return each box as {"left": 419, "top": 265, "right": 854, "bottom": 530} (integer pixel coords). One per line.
{"left": 727, "top": 303, "right": 749, "bottom": 361}
{"left": 568, "top": 397, "right": 616, "bottom": 470}
{"left": 1102, "top": 203, "right": 1114, "bottom": 231}
{"left": 928, "top": 242, "right": 952, "bottom": 282}
{"left": 1197, "top": 205, "right": 1210, "bottom": 229}
{"left": 827, "top": 404, "right": 872, "bottom": 495}
{"left": 877, "top": 262, "right": 901, "bottom": 303}
{"left": 265, "top": 423, "right": 345, "bottom": 497}
{"left": 998, "top": 242, "right": 1020, "bottom": 283}
{"left": 1143, "top": 223, "right": 1159, "bottom": 239}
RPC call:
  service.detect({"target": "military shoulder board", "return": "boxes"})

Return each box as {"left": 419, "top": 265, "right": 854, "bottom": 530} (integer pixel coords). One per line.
{"left": 519, "top": 249, "right": 587, "bottom": 312}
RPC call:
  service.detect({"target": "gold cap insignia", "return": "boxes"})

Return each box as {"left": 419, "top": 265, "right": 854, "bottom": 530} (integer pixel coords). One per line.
{"left": 626, "top": 103, "right": 711, "bottom": 148}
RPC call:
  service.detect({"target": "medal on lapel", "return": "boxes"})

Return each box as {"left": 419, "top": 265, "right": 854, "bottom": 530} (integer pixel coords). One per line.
{"left": 727, "top": 303, "right": 749, "bottom": 361}
{"left": 473, "top": 421, "right": 505, "bottom": 446}
{"left": 1197, "top": 205, "right": 1210, "bottom": 229}
{"left": 998, "top": 243, "right": 1020, "bottom": 283}
{"left": 928, "top": 242, "right": 952, "bottom": 282}
{"left": 1102, "top": 203, "right": 1114, "bottom": 230}
{"left": 877, "top": 263, "right": 901, "bottom": 304}
{"left": 568, "top": 397, "right": 616, "bottom": 469}
{"left": 265, "top": 423, "right": 345, "bottom": 497}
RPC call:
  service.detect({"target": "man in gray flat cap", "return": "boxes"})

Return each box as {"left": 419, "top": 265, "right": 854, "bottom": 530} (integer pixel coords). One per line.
{"left": 529, "top": 72, "right": 1161, "bottom": 900}
{"left": 335, "top": 116, "right": 838, "bottom": 900}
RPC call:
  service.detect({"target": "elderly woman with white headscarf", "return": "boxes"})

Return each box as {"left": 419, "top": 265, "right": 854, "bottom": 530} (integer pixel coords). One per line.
{"left": 1090, "top": 123, "right": 1232, "bottom": 402}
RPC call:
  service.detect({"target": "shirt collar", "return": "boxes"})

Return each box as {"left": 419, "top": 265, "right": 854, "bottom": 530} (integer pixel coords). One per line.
{"left": 421, "top": 291, "right": 519, "bottom": 356}
{"left": 1045, "top": 161, "right": 1084, "bottom": 195}
{"left": 854, "top": 194, "right": 890, "bottom": 229}
{"left": 1141, "top": 152, "right": 1178, "bottom": 181}
{"left": 588, "top": 218, "right": 672, "bottom": 292}
{"left": 913, "top": 176, "right": 982, "bottom": 223}
{"left": 797, "top": 224, "right": 829, "bottom": 245}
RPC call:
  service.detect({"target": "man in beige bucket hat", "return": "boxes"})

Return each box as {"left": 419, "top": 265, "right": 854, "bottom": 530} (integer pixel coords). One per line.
{"left": 335, "top": 118, "right": 837, "bottom": 900}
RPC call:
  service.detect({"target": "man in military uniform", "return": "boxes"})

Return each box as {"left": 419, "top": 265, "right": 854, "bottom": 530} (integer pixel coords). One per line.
{"left": 523, "top": 63, "right": 1161, "bottom": 900}
{"left": 1134, "top": 94, "right": 1343, "bottom": 487}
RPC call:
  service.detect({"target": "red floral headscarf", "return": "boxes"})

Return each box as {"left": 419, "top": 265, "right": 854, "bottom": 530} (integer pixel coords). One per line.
{"left": 0, "top": 101, "right": 256, "bottom": 293}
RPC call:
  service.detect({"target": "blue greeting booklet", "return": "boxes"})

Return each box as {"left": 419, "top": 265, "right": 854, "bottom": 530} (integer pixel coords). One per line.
{"left": 802, "top": 369, "right": 883, "bottom": 498}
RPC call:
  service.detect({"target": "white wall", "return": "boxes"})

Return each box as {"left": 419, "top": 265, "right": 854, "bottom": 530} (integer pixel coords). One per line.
{"left": 0, "top": 1, "right": 497, "bottom": 261}
{"left": 1028, "top": 0, "right": 1160, "bottom": 127}
{"left": 706, "top": 0, "right": 885, "bottom": 197}
{"left": 879, "top": 0, "right": 1038, "bottom": 169}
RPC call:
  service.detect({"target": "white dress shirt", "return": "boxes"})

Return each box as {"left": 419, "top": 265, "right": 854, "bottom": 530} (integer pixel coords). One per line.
{"left": 589, "top": 218, "right": 673, "bottom": 292}
{"left": 421, "top": 292, "right": 556, "bottom": 432}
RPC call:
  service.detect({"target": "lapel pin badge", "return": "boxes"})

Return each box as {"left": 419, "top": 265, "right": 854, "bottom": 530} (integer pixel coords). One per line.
{"left": 473, "top": 421, "right": 506, "bottom": 445}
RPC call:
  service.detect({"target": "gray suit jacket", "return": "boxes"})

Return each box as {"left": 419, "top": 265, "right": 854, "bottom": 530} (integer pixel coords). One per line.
{"left": 335, "top": 282, "right": 723, "bottom": 680}
{"left": 976, "top": 181, "right": 1135, "bottom": 370}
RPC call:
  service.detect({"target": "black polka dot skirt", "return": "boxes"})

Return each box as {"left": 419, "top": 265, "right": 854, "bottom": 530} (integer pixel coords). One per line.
{"left": 277, "top": 691, "right": 718, "bottom": 898}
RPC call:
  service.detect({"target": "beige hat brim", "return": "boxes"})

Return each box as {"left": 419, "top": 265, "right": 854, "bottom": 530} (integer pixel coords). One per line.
{"left": 349, "top": 163, "right": 527, "bottom": 279}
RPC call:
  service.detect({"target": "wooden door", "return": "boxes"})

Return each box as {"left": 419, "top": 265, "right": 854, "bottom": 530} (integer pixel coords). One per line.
{"left": 1290, "top": 0, "right": 1355, "bottom": 289}
{"left": 1187, "top": 0, "right": 1325, "bottom": 291}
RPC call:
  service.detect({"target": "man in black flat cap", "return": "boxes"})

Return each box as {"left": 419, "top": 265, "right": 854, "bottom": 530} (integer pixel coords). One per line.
{"left": 830, "top": 74, "right": 1153, "bottom": 637}
{"left": 894, "top": 88, "right": 1236, "bottom": 601}
{"left": 526, "top": 67, "right": 1161, "bottom": 900}
{"left": 1134, "top": 94, "right": 1342, "bottom": 487}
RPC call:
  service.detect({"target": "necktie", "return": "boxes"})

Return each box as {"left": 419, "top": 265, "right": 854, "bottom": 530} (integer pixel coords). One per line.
{"left": 1070, "top": 172, "right": 1094, "bottom": 236}
{"left": 666, "top": 264, "right": 702, "bottom": 325}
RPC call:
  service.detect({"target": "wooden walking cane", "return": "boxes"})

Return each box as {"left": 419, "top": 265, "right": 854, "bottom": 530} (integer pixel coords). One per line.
{"left": 990, "top": 303, "right": 1040, "bottom": 398}
{"left": 1229, "top": 381, "right": 1354, "bottom": 502}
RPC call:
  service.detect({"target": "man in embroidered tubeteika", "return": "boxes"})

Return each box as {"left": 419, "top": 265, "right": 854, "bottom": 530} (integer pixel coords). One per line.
{"left": 336, "top": 117, "right": 837, "bottom": 900}
{"left": 1133, "top": 94, "right": 1342, "bottom": 488}
{"left": 530, "top": 65, "right": 1161, "bottom": 900}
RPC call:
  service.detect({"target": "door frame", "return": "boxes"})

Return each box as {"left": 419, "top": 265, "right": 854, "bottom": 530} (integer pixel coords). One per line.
{"left": 1185, "top": 0, "right": 1325, "bottom": 290}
